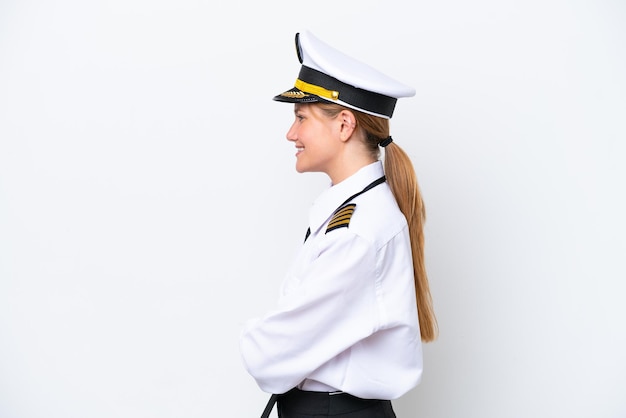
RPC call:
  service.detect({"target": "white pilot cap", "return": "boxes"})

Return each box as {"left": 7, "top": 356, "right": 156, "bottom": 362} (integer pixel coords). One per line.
{"left": 273, "top": 30, "right": 415, "bottom": 119}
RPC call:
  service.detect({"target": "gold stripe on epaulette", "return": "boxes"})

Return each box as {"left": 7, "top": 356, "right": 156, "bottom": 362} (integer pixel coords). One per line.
{"left": 326, "top": 204, "right": 356, "bottom": 234}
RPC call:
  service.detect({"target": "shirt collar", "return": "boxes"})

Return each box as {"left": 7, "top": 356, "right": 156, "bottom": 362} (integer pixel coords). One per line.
{"left": 308, "top": 161, "right": 384, "bottom": 235}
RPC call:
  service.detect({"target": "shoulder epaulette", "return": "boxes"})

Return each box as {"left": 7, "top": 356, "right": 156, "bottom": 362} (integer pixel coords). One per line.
{"left": 326, "top": 203, "right": 357, "bottom": 234}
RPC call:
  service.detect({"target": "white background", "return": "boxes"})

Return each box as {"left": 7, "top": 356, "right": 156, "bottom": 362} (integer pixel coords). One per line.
{"left": 1, "top": 1, "right": 625, "bottom": 417}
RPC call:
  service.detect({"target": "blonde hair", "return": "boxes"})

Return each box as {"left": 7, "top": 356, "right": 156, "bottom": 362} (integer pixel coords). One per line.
{"left": 316, "top": 102, "right": 438, "bottom": 342}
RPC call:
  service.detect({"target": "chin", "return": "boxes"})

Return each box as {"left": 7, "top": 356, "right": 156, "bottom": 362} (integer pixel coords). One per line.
{"left": 295, "top": 163, "right": 309, "bottom": 173}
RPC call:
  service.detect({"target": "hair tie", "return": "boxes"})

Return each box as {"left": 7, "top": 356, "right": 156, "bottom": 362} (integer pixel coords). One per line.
{"left": 379, "top": 136, "right": 393, "bottom": 147}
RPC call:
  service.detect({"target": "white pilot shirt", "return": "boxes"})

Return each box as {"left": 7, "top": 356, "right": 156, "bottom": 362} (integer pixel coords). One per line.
{"left": 239, "top": 161, "right": 422, "bottom": 400}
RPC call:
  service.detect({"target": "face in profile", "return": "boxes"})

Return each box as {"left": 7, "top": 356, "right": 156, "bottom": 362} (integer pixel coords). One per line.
{"left": 285, "top": 103, "right": 342, "bottom": 176}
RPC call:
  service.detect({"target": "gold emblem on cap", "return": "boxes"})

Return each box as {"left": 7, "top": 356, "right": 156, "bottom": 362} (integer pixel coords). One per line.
{"left": 281, "top": 90, "right": 309, "bottom": 99}
{"left": 295, "top": 79, "right": 339, "bottom": 100}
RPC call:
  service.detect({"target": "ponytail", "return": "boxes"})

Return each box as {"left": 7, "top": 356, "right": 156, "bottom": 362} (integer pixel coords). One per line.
{"left": 383, "top": 143, "right": 438, "bottom": 342}
{"left": 315, "top": 102, "right": 438, "bottom": 342}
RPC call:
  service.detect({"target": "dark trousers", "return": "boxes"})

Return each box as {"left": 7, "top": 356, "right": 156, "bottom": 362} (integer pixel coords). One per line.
{"left": 277, "top": 388, "right": 396, "bottom": 418}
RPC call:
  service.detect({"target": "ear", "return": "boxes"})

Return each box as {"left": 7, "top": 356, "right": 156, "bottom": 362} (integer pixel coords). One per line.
{"left": 338, "top": 110, "right": 357, "bottom": 142}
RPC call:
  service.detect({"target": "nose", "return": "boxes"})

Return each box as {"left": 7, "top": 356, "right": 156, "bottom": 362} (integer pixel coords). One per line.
{"left": 286, "top": 121, "right": 298, "bottom": 142}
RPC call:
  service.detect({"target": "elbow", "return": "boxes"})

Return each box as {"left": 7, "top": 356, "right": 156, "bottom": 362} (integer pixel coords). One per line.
{"left": 239, "top": 329, "right": 298, "bottom": 395}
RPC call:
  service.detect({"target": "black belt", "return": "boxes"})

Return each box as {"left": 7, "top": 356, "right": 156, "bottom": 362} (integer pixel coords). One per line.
{"left": 261, "top": 388, "right": 389, "bottom": 417}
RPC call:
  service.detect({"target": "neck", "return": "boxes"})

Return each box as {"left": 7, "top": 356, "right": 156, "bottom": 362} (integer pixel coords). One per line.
{"left": 328, "top": 157, "right": 377, "bottom": 185}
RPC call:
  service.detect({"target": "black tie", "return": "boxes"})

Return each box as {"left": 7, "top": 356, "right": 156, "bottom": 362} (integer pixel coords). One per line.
{"left": 260, "top": 394, "right": 278, "bottom": 418}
